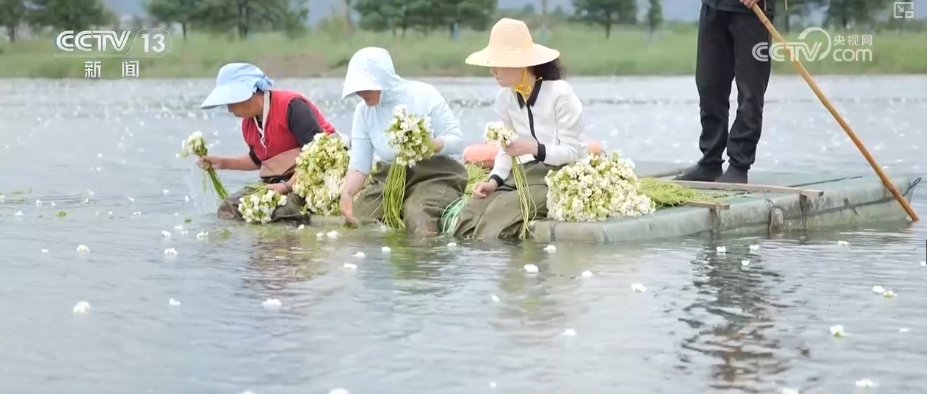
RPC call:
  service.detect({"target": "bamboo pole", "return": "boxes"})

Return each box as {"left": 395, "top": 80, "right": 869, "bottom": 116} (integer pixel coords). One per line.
{"left": 751, "top": 5, "right": 919, "bottom": 222}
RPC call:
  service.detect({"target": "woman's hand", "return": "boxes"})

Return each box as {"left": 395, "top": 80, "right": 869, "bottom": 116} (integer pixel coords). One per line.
{"left": 266, "top": 183, "right": 290, "bottom": 195}
{"left": 503, "top": 139, "right": 538, "bottom": 157}
{"left": 198, "top": 155, "right": 225, "bottom": 170}
{"left": 472, "top": 181, "right": 498, "bottom": 199}
{"left": 340, "top": 192, "right": 358, "bottom": 225}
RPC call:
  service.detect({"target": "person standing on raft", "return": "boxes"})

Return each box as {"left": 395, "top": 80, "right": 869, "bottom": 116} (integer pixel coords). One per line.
{"left": 675, "top": 0, "right": 773, "bottom": 184}
{"left": 454, "top": 18, "right": 588, "bottom": 240}
{"left": 197, "top": 62, "right": 339, "bottom": 222}
{"left": 338, "top": 47, "right": 468, "bottom": 234}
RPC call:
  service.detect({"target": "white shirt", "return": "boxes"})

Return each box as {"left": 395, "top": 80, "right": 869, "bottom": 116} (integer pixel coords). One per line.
{"left": 489, "top": 79, "right": 588, "bottom": 182}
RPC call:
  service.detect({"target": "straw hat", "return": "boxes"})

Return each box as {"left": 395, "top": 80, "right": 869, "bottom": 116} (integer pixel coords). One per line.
{"left": 465, "top": 18, "right": 560, "bottom": 68}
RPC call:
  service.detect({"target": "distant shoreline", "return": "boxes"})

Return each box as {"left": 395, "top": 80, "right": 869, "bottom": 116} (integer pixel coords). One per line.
{"left": 2, "top": 27, "right": 925, "bottom": 79}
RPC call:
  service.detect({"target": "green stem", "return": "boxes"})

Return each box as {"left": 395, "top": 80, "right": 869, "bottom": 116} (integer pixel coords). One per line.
{"left": 382, "top": 164, "right": 407, "bottom": 229}
{"left": 207, "top": 169, "right": 228, "bottom": 200}
{"left": 511, "top": 157, "right": 535, "bottom": 239}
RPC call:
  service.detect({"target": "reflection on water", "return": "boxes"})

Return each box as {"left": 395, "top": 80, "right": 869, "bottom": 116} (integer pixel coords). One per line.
{"left": 679, "top": 239, "right": 791, "bottom": 392}
{"left": 0, "top": 77, "right": 926, "bottom": 393}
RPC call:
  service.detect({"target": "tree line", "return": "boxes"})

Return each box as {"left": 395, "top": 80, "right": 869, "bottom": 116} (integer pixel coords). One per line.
{"left": 0, "top": 0, "right": 919, "bottom": 43}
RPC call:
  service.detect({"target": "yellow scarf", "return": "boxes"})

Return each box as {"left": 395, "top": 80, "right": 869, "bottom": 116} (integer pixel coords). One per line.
{"left": 514, "top": 68, "right": 539, "bottom": 102}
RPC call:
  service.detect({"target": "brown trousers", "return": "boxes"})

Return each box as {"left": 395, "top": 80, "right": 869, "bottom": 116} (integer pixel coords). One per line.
{"left": 454, "top": 161, "right": 556, "bottom": 240}
{"left": 354, "top": 156, "right": 468, "bottom": 235}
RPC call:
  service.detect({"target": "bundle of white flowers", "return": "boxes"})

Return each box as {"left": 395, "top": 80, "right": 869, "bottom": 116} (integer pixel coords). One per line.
{"left": 179, "top": 131, "right": 207, "bottom": 158}
{"left": 483, "top": 121, "right": 533, "bottom": 239}
{"left": 178, "top": 131, "right": 228, "bottom": 200}
{"left": 238, "top": 188, "right": 288, "bottom": 224}
{"left": 483, "top": 121, "right": 517, "bottom": 148}
{"left": 386, "top": 105, "right": 435, "bottom": 168}
{"left": 292, "top": 133, "right": 349, "bottom": 215}
{"left": 381, "top": 105, "right": 436, "bottom": 229}
{"left": 545, "top": 153, "right": 656, "bottom": 222}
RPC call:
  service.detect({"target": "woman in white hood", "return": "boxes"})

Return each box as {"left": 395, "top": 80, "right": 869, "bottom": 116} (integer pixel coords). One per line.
{"left": 339, "top": 47, "right": 468, "bottom": 234}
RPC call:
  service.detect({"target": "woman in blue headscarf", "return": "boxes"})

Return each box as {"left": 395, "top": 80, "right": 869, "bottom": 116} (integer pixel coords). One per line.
{"left": 338, "top": 47, "right": 468, "bottom": 235}
{"left": 198, "top": 63, "right": 339, "bottom": 222}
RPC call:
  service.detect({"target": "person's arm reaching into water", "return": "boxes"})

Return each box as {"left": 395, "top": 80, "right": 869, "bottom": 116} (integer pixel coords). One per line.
{"left": 343, "top": 106, "right": 374, "bottom": 195}
{"left": 340, "top": 106, "right": 374, "bottom": 223}
{"left": 426, "top": 87, "right": 464, "bottom": 155}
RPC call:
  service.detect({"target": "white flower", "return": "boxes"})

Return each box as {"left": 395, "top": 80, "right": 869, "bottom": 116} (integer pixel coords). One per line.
{"left": 385, "top": 105, "right": 436, "bottom": 168}
{"left": 179, "top": 131, "right": 207, "bottom": 158}
{"left": 855, "top": 379, "right": 877, "bottom": 388}
{"left": 872, "top": 285, "right": 897, "bottom": 297}
{"left": 292, "top": 134, "right": 349, "bottom": 215}
{"left": 830, "top": 325, "right": 847, "bottom": 337}
{"left": 483, "top": 121, "right": 517, "bottom": 147}
{"left": 73, "top": 301, "right": 91, "bottom": 314}
{"left": 545, "top": 153, "right": 656, "bottom": 222}
{"left": 238, "top": 187, "right": 288, "bottom": 224}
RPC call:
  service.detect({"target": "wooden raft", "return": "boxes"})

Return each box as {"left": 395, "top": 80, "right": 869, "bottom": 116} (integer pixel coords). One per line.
{"left": 670, "top": 181, "right": 826, "bottom": 212}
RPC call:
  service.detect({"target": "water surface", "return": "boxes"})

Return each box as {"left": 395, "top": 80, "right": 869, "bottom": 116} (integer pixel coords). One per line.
{"left": 0, "top": 76, "right": 925, "bottom": 394}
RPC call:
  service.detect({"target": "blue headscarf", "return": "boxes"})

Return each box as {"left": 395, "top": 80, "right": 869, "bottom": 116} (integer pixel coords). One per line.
{"left": 201, "top": 63, "right": 274, "bottom": 109}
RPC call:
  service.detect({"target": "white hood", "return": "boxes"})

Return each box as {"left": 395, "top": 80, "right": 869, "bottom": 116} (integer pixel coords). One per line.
{"left": 341, "top": 47, "right": 405, "bottom": 100}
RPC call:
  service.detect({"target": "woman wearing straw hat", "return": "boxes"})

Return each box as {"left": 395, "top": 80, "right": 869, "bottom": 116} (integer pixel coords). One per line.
{"left": 453, "top": 18, "right": 589, "bottom": 240}
{"left": 338, "top": 47, "right": 469, "bottom": 234}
